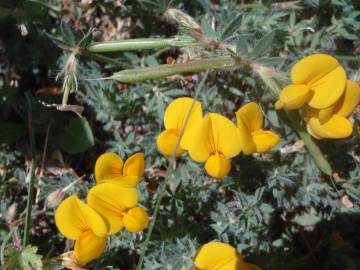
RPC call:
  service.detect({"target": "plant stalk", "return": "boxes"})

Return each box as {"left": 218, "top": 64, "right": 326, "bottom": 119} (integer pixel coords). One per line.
{"left": 110, "top": 57, "right": 233, "bottom": 83}
{"left": 135, "top": 71, "right": 209, "bottom": 270}
{"left": 87, "top": 36, "right": 198, "bottom": 53}
{"left": 23, "top": 95, "right": 37, "bottom": 247}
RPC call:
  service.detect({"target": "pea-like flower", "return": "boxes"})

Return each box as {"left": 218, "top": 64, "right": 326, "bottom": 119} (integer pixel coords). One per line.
{"left": 236, "top": 102, "right": 280, "bottom": 154}
{"left": 95, "top": 152, "right": 145, "bottom": 188}
{"left": 306, "top": 80, "right": 360, "bottom": 139}
{"left": 87, "top": 182, "right": 148, "bottom": 234}
{"left": 194, "top": 242, "right": 261, "bottom": 270}
{"left": 157, "top": 97, "right": 203, "bottom": 157}
{"left": 55, "top": 195, "right": 108, "bottom": 266}
{"left": 188, "top": 113, "right": 241, "bottom": 179}
{"left": 275, "top": 54, "right": 346, "bottom": 110}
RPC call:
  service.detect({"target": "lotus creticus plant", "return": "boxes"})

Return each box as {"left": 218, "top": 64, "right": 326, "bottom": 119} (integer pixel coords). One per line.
{"left": 306, "top": 80, "right": 360, "bottom": 139}
{"left": 188, "top": 113, "right": 241, "bottom": 179}
{"left": 157, "top": 97, "right": 203, "bottom": 157}
{"left": 95, "top": 152, "right": 145, "bottom": 187}
{"left": 55, "top": 195, "right": 108, "bottom": 266}
{"left": 275, "top": 54, "right": 346, "bottom": 110}
{"left": 236, "top": 102, "right": 280, "bottom": 154}
{"left": 194, "top": 242, "right": 261, "bottom": 270}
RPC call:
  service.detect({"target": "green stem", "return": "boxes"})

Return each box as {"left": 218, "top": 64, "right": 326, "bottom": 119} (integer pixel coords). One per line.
{"left": 110, "top": 57, "right": 233, "bottom": 83}
{"left": 61, "top": 76, "right": 71, "bottom": 106}
{"left": 23, "top": 95, "right": 37, "bottom": 247}
{"left": 285, "top": 110, "right": 332, "bottom": 175}
{"left": 79, "top": 49, "right": 130, "bottom": 68}
{"left": 87, "top": 36, "right": 199, "bottom": 53}
{"left": 336, "top": 55, "right": 360, "bottom": 61}
{"left": 256, "top": 69, "right": 332, "bottom": 175}
{"left": 135, "top": 71, "right": 209, "bottom": 270}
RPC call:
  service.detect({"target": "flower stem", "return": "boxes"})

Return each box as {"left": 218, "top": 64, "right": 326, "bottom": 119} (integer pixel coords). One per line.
{"left": 23, "top": 94, "right": 37, "bottom": 247}
{"left": 135, "top": 71, "right": 209, "bottom": 270}
{"left": 256, "top": 69, "right": 332, "bottom": 175}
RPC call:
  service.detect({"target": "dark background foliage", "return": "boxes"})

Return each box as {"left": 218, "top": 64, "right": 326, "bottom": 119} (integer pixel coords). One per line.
{"left": 0, "top": 0, "right": 360, "bottom": 269}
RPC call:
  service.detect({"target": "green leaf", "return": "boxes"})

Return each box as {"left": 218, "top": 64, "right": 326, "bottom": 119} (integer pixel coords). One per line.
{"left": 4, "top": 245, "right": 43, "bottom": 270}
{"left": 78, "top": 29, "right": 94, "bottom": 48}
{"left": 60, "top": 20, "right": 76, "bottom": 45}
{"left": 0, "top": 122, "right": 27, "bottom": 144}
{"left": 292, "top": 214, "right": 321, "bottom": 226}
{"left": 200, "top": 17, "right": 217, "bottom": 40}
{"left": 251, "top": 30, "right": 276, "bottom": 59}
{"left": 56, "top": 117, "right": 95, "bottom": 154}
{"left": 220, "top": 13, "right": 242, "bottom": 41}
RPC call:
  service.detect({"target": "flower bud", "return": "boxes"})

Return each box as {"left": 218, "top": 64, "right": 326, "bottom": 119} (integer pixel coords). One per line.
{"left": 6, "top": 203, "right": 17, "bottom": 223}
{"left": 46, "top": 189, "right": 65, "bottom": 209}
{"left": 164, "top": 9, "right": 202, "bottom": 34}
{"left": 61, "top": 251, "right": 87, "bottom": 270}
{"left": 123, "top": 207, "right": 149, "bottom": 233}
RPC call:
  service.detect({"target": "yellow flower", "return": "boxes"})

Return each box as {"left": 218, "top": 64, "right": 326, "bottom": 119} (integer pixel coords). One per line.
{"left": 157, "top": 97, "right": 203, "bottom": 157}
{"left": 194, "top": 242, "right": 261, "bottom": 270}
{"left": 275, "top": 54, "right": 346, "bottom": 110}
{"left": 55, "top": 195, "right": 108, "bottom": 266}
{"left": 306, "top": 80, "right": 360, "bottom": 139}
{"left": 236, "top": 102, "right": 280, "bottom": 154}
{"left": 87, "top": 182, "right": 148, "bottom": 234}
{"left": 188, "top": 113, "right": 241, "bottom": 179}
{"left": 95, "top": 152, "right": 145, "bottom": 187}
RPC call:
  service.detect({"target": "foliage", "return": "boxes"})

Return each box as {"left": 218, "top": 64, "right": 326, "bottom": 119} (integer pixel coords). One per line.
{"left": 1, "top": 0, "right": 360, "bottom": 269}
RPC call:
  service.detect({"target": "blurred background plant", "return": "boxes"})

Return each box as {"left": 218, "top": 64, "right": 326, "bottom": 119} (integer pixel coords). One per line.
{"left": 0, "top": 0, "right": 360, "bottom": 269}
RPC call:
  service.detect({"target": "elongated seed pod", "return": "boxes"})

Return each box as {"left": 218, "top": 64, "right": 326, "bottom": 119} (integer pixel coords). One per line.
{"left": 87, "top": 36, "right": 198, "bottom": 53}
{"left": 109, "top": 57, "right": 234, "bottom": 83}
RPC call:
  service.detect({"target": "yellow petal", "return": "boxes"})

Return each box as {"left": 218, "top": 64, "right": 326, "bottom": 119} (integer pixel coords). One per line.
{"left": 308, "top": 114, "right": 353, "bottom": 139}
{"left": 164, "top": 97, "right": 202, "bottom": 131}
{"left": 334, "top": 80, "right": 360, "bottom": 117}
{"left": 123, "top": 207, "right": 149, "bottom": 233}
{"left": 95, "top": 153, "right": 124, "bottom": 185}
{"left": 55, "top": 195, "right": 108, "bottom": 240}
{"left": 122, "top": 153, "right": 145, "bottom": 187}
{"left": 194, "top": 242, "right": 243, "bottom": 270}
{"left": 252, "top": 130, "right": 280, "bottom": 153}
{"left": 278, "top": 84, "right": 311, "bottom": 110}
{"left": 188, "top": 115, "right": 213, "bottom": 162}
{"left": 236, "top": 115, "right": 256, "bottom": 155}
{"left": 235, "top": 102, "right": 263, "bottom": 132}
{"left": 189, "top": 113, "right": 241, "bottom": 162}
{"left": 308, "top": 65, "right": 346, "bottom": 109}
{"left": 291, "top": 54, "right": 342, "bottom": 85}
{"left": 156, "top": 129, "right": 185, "bottom": 157}
{"left": 204, "top": 153, "right": 231, "bottom": 179}
{"left": 74, "top": 230, "right": 106, "bottom": 265}
{"left": 87, "top": 183, "right": 139, "bottom": 235}
{"left": 306, "top": 123, "right": 323, "bottom": 140}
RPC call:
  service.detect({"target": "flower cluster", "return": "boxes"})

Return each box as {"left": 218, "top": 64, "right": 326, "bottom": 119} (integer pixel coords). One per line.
{"left": 55, "top": 152, "right": 149, "bottom": 266}
{"left": 275, "top": 54, "right": 360, "bottom": 139}
{"left": 194, "top": 242, "right": 261, "bottom": 270}
{"left": 157, "top": 98, "right": 280, "bottom": 179}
